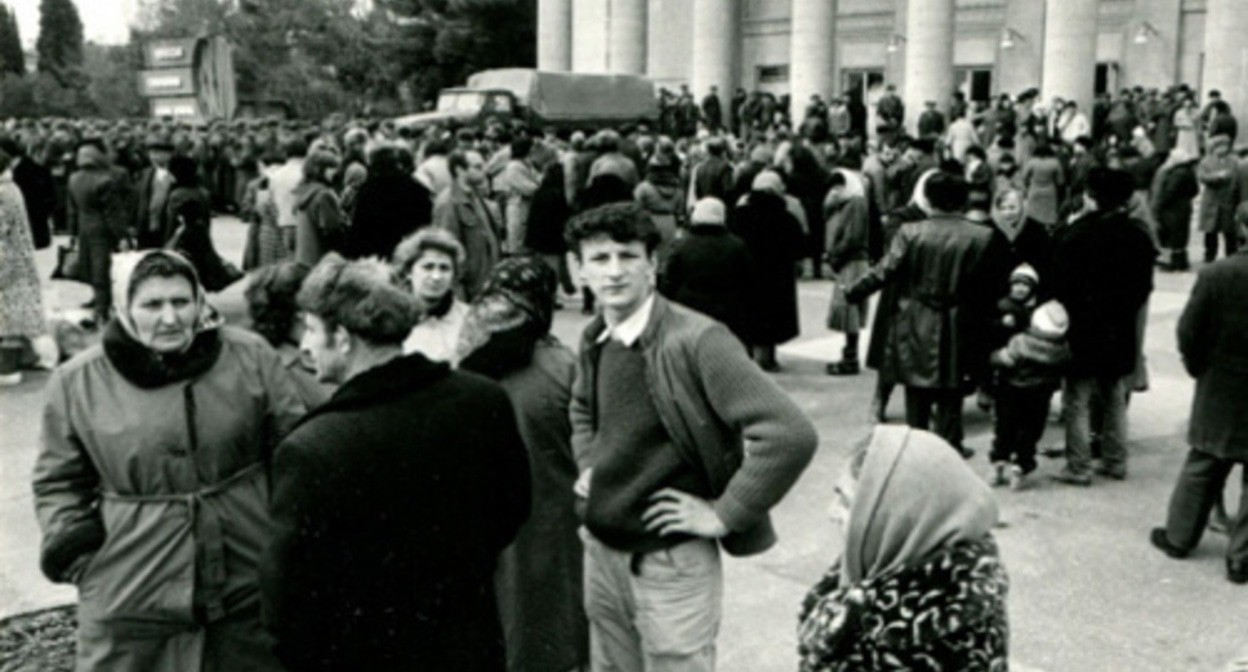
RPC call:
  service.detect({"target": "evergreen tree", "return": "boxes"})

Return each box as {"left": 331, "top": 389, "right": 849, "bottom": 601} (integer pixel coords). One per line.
{"left": 36, "top": 0, "right": 84, "bottom": 82}
{"left": 6, "top": 6, "right": 25, "bottom": 74}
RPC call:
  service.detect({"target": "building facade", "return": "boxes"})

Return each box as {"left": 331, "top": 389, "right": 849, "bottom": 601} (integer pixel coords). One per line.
{"left": 538, "top": 0, "right": 1248, "bottom": 133}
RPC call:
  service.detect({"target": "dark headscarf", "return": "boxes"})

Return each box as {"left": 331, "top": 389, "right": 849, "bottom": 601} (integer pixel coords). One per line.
{"left": 457, "top": 256, "right": 558, "bottom": 379}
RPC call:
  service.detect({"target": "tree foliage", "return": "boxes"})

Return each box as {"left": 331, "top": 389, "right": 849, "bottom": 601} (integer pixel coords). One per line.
{"left": 0, "top": 3, "right": 26, "bottom": 76}
{"left": 35, "top": 0, "right": 84, "bottom": 84}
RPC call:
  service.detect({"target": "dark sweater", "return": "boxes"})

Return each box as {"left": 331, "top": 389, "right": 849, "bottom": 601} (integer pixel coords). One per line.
{"left": 586, "top": 340, "right": 708, "bottom": 553}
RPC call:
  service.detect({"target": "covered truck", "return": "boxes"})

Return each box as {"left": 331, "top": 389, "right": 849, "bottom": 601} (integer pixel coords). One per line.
{"left": 395, "top": 68, "right": 659, "bottom": 131}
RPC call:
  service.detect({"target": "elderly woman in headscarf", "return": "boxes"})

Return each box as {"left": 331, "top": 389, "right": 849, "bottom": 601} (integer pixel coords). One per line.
{"left": 33, "top": 249, "right": 305, "bottom": 671}
{"left": 798, "top": 425, "right": 1009, "bottom": 671}
{"left": 1151, "top": 147, "right": 1200, "bottom": 272}
{"left": 456, "top": 256, "right": 589, "bottom": 672}
{"left": 730, "top": 170, "right": 808, "bottom": 371}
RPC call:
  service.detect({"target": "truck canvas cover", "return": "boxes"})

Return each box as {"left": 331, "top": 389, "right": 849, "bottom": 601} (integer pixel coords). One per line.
{"left": 466, "top": 69, "right": 658, "bottom": 123}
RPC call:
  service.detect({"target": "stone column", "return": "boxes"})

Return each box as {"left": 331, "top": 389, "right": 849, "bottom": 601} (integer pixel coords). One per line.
{"left": 691, "top": 0, "right": 739, "bottom": 119}
{"left": 789, "top": 0, "right": 838, "bottom": 124}
{"left": 995, "top": 0, "right": 1046, "bottom": 97}
{"left": 538, "top": 0, "right": 573, "bottom": 71}
{"left": 1041, "top": 0, "right": 1099, "bottom": 113}
{"left": 606, "top": 0, "right": 647, "bottom": 75}
{"left": 901, "top": 0, "right": 955, "bottom": 134}
{"left": 572, "top": 0, "right": 608, "bottom": 73}
{"left": 1201, "top": 0, "right": 1248, "bottom": 133}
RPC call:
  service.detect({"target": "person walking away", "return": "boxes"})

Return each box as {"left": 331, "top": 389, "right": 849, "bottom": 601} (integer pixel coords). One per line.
{"left": 1150, "top": 216, "right": 1248, "bottom": 585}
{"left": 34, "top": 249, "right": 306, "bottom": 671}
{"left": 0, "top": 142, "right": 46, "bottom": 385}
{"left": 495, "top": 136, "right": 541, "bottom": 255}
{"left": 456, "top": 257, "right": 590, "bottom": 672}
{"left": 1021, "top": 140, "right": 1065, "bottom": 233}
{"left": 434, "top": 149, "right": 502, "bottom": 299}
{"left": 1050, "top": 168, "right": 1156, "bottom": 485}
{"left": 945, "top": 113, "right": 981, "bottom": 166}
{"left": 526, "top": 157, "right": 576, "bottom": 297}
{"left": 291, "top": 147, "right": 346, "bottom": 267}
{"left": 824, "top": 171, "right": 871, "bottom": 376}
{"left": 987, "top": 266, "right": 1070, "bottom": 490}
{"left": 347, "top": 142, "right": 433, "bottom": 260}
{"left": 269, "top": 135, "right": 308, "bottom": 254}
{"left": 846, "top": 173, "right": 1007, "bottom": 456}
{"left": 635, "top": 149, "right": 686, "bottom": 252}
{"left": 1152, "top": 148, "right": 1199, "bottom": 271}
{"left": 731, "top": 171, "right": 808, "bottom": 371}
{"left": 261, "top": 253, "right": 530, "bottom": 670}
{"left": 917, "top": 101, "right": 946, "bottom": 141}
{"left": 659, "top": 197, "right": 753, "bottom": 345}
{"left": 68, "top": 139, "right": 135, "bottom": 324}
{"left": 702, "top": 86, "right": 724, "bottom": 132}
{"left": 1199, "top": 134, "right": 1240, "bottom": 263}
{"left": 394, "top": 228, "right": 470, "bottom": 364}
{"left": 566, "top": 202, "right": 817, "bottom": 672}
{"left": 689, "top": 136, "right": 734, "bottom": 205}
{"left": 798, "top": 426, "right": 1008, "bottom": 671}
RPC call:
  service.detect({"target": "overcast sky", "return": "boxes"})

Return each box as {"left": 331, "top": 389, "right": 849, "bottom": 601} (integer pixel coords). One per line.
{"left": 9, "top": 0, "right": 136, "bottom": 47}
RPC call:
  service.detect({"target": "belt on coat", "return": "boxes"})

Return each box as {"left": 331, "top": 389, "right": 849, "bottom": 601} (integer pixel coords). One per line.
{"left": 100, "top": 461, "right": 265, "bottom": 623}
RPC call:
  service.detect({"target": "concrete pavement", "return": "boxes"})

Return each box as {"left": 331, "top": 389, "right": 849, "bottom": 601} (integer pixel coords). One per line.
{"left": 1, "top": 217, "right": 1244, "bottom": 671}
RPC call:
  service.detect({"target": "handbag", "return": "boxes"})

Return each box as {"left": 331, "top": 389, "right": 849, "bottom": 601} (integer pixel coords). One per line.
{"left": 51, "top": 240, "right": 84, "bottom": 282}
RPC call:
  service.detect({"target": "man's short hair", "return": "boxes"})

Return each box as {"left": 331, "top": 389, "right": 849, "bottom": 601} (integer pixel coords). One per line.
{"left": 564, "top": 202, "right": 661, "bottom": 256}
{"left": 924, "top": 172, "right": 969, "bottom": 213}
{"left": 965, "top": 145, "right": 987, "bottom": 162}
{"left": 1086, "top": 168, "right": 1135, "bottom": 211}
{"left": 447, "top": 149, "right": 480, "bottom": 177}
{"left": 297, "top": 253, "right": 420, "bottom": 345}
{"left": 245, "top": 261, "right": 310, "bottom": 347}
{"left": 281, "top": 134, "right": 308, "bottom": 159}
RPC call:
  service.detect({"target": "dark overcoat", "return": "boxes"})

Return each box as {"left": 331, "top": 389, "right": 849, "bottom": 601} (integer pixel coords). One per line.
{"left": 1177, "top": 249, "right": 1248, "bottom": 460}
{"left": 730, "top": 191, "right": 807, "bottom": 346}
{"left": 261, "top": 353, "right": 530, "bottom": 672}
{"left": 659, "top": 224, "right": 754, "bottom": 344}
{"left": 1050, "top": 209, "right": 1156, "bottom": 379}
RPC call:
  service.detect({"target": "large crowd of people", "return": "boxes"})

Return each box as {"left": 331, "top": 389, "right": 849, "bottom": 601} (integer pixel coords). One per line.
{"left": 0, "top": 75, "right": 1245, "bottom": 671}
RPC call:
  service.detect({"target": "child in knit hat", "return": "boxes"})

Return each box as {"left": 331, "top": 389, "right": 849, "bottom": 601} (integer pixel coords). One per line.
{"left": 989, "top": 265, "right": 1072, "bottom": 490}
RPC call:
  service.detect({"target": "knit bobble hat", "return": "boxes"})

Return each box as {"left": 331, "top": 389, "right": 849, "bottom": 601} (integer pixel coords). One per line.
{"left": 1010, "top": 263, "right": 1039, "bottom": 288}
{"left": 1030, "top": 300, "right": 1069, "bottom": 339}
{"left": 690, "top": 197, "right": 726, "bottom": 226}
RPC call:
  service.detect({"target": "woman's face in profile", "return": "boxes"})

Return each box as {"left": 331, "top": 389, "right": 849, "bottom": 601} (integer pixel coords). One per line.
{"left": 130, "top": 276, "right": 197, "bottom": 354}
{"left": 410, "top": 250, "right": 456, "bottom": 304}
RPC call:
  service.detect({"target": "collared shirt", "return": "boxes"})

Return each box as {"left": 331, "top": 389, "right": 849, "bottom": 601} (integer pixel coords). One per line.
{"left": 596, "top": 293, "right": 655, "bottom": 347}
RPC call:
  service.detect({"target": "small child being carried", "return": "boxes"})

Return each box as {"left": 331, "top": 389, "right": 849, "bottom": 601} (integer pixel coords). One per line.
{"left": 989, "top": 264, "right": 1071, "bottom": 490}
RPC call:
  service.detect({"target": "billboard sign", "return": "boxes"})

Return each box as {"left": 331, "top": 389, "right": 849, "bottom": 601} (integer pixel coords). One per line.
{"left": 144, "top": 39, "right": 197, "bottom": 68}
{"left": 149, "top": 97, "right": 201, "bottom": 119}
{"left": 140, "top": 68, "right": 196, "bottom": 97}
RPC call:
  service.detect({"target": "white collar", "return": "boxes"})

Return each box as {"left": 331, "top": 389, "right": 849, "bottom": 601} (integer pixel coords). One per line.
{"left": 596, "top": 294, "right": 655, "bottom": 347}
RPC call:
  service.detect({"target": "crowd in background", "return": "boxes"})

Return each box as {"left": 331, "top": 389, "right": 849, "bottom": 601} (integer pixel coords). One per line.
{"left": 0, "top": 73, "right": 1246, "bottom": 671}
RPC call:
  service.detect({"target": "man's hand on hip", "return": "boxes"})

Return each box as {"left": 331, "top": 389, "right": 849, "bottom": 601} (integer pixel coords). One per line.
{"left": 643, "top": 488, "right": 729, "bottom": 539}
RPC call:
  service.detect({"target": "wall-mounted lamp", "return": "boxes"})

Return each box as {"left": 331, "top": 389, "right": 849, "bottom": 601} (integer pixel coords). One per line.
{"left": 1134, "top": 21, "right": 1161, "bottom": 45}
{"left": 886, "top": 34, "right": 907, "bottom": 53}
{"left": 1000, "top": 28, "right": 1024, "bottom": 50}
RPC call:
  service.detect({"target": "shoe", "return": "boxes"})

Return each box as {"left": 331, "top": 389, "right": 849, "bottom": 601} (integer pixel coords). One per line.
{"left": 1008, "top": 465, "right": 1033, "bottom": 491}
{"left": 989, "top": 461, "right": 1009, "bottom": 487}
{"left": 1095, "top": 463, "right": 1127, "bottom": 480}
{"left": 1149, "top": 528, "right": 1190, "bottom": 559}
{"left": 825, "top": 360, "right": 860, "bottom": 376}
{"left": 868, "top": 396, "right": 887, "bottom": 423}
{"left": 1228, "top": 560, "right": 1248, "bottom": 585}
{"left": 1052, "top": 467, "right": 1092, "bottom": 486}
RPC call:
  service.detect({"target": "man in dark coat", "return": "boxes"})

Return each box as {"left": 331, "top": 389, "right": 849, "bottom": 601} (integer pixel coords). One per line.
{"left": 131, "top": 134, "right": 176, "bottom": 249}
{"left": 68, "top": 139, "right": 135, "bottom": 322}
{"left": 692, "top": 137, "right": 734, "bottom": 204}
{"left": 261, "top": 253, "right": 530, "bottom": 671}
{"left": 847, "top": 172, "right": 1007, "bottom": 454}
{"left": 702, "top": 86, "right": 723, "bottom": 132}
{"left": 877, "top": 84, "right": 905, "bottom": 134}
{"left": 917, "top": 101, "right": 947, "bottom": 140}
{"left": 1050, "top": 169, "right": 1156, "bottom": 485}
{"left": 3, "top": 137, "right": 55, "bottom": 250}
{"left": 1151, "top": 221, "right": 1248, "bottom": 584}
{"left": 346, "top": 143, "right": 432, "bottom": 260}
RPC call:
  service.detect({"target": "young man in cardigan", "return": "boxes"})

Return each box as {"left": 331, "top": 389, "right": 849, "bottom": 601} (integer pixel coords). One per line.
{"left": 567, "top": 203, "right": 818, "bottom": 671}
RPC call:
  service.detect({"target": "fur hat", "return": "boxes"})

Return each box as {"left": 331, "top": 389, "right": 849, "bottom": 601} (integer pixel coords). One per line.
{"left": 1010, "top": 263, "right": 1039, "bottom": 288}
{"left": 690, "top": 197, "right": 726, "bottom": 225}
{"left": 1030, "top": 300, "right": 1069, "bottom": 339}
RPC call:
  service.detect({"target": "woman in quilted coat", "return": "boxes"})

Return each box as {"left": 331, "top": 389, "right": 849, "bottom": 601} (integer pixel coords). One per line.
{"left": 33, "top": 249, "right": 305, "bottom": 671}
{"left": 798, "top": 425, "right": 1009, "bottom": 671}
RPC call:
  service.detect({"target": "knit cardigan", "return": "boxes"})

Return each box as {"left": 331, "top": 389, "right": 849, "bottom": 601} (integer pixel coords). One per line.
{"left": 571, "top": 295, "right": 818, "bottom": 556}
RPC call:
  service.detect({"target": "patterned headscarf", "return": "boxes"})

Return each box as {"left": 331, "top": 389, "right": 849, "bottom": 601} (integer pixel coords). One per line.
{"left": 456, "top": 256, "right": 558, "bottom": 366}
